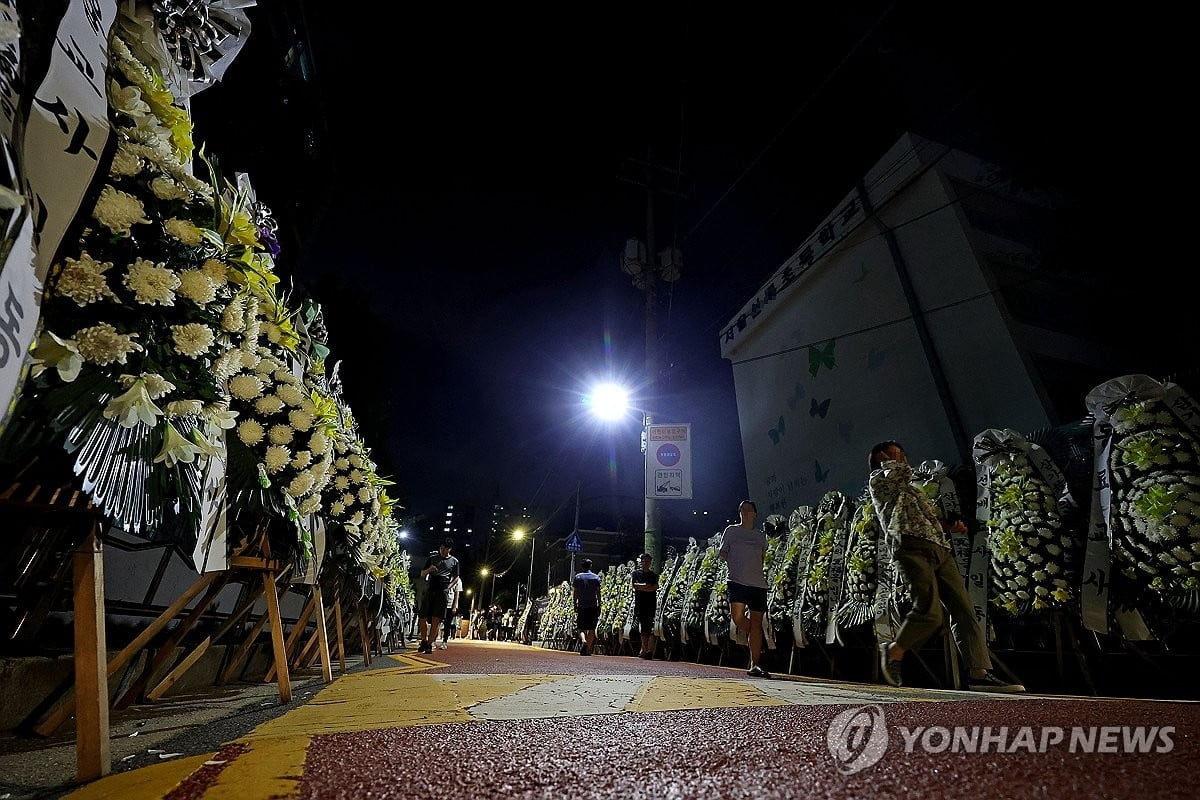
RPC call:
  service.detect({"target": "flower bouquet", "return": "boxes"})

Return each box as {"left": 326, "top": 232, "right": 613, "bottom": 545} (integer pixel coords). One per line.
{"left": 974, "top": 428, "right": 1081, "bottom": 616}
{"left": 683, "top": 533, "right": 724, "bottom": 642}
{"left": 661, "top": 538, "right": 701, "bottom": 643}
{"left": 1086, "top": 375, "right": 1200, "bottom": 612}
{"left": 836, "top": 493, "right": 883, "bottom": 628}
{"left": 537, "top": 582, "right": 575, "bottom": 643}
{"left": 3, "top": 29, "right": 258, "bottom": 549}
{"left": 767, "top": 506, "right": 812, "bottom": 638}
{"left": 795, "top": 493, "right": 851, "bottom": 641}
{"left": 703, "top": 557, "right": 731, "bottom": 644}
{"left": 653, "top": 549, "right": 681, "bottom": 640}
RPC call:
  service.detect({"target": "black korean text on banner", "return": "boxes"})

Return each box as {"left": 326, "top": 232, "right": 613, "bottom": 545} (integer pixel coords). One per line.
{"left": 22, "top": 0, "right": 116, "bottom": 283}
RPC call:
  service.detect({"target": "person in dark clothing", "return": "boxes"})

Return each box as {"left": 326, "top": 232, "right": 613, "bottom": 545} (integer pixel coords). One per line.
{"left": 572, "top": 559, "right": 602, "bottom": 655}
{"left": 418, "top": 539, "right": 459, "bottom": 654}
{"left": 631, "top": 553, "right": 659, "bottom": 659}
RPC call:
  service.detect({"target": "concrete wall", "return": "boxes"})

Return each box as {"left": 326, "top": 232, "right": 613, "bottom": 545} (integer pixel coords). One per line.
{"left": 721, "top": 133, "right": 1053, "bottom": 515}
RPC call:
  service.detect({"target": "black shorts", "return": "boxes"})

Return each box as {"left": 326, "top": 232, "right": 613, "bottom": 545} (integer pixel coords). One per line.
{"left": 727, "top": 581, "right": 768, "bottom": 613}
{"left": 635, "top": 605, "right": 656, "bottom": 634}
{"left": 576, "top": 606, "right": 601, "bottom": 631}
{"left": 421, "top": 588, "right": 446, "bottom": 621}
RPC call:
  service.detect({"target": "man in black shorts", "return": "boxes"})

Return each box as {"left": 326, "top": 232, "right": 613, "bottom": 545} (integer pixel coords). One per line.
{"left": 418, "top": 539, "right": 459, "bottom": 654}
{"left": 719, "top": 501, "right": 771, "bottom": 678}
{"left": 631, "top": 553, "right": 659, "bottom": 659}
{"left": 572, "top": 559, "right": 602, "bottom": 655}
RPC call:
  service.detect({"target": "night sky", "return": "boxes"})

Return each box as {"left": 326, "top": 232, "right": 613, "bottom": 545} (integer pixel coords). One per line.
{"left": 191, "top": 4, "right": 1182, "bottom": 537}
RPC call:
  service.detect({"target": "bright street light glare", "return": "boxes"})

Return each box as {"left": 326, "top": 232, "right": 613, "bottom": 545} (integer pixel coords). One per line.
{"left": 588, "top": 382, "right": 630, "bottom": 420}
{"left": 512, "top": 528, "right": 526, "bottom": 540}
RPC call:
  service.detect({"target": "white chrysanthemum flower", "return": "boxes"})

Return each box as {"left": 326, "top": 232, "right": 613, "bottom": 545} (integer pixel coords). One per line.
{"left": 277, "top": 383, "right": 306, "bottom": 407}
{"left": 93, "top": 185, "right": 149, "bottom": 235}
{"left": 75, "top": 322, "right": 141, "bottom": 365}
{"left": 331, "top": 501, "right": 345, "bottom": 516}
{"left": 164, "top": 399, "right": 203, "bottom": 418}
{"left": 203, "top": 404, "right": 237, "bottom": 430}
{"left": 163, "top": 217, "right": 203, "bottom": 246}
{"left": 53, "top": 252, "right": 118, "bottom": 306}
{"left": 334, "top": 476, "right": 350, "bottom": 491}
{"left": 221, "top": 299, "right": 246, "bottom": 333}
{"left": 212, "top": 350, "right": 242, "bottom": 381}
{"left": 287, "top": 409, "right": 314, "bottom": 431}
{"left": 268, "top": 424, "right": 294, "bottom": 445}
{"left": 341, "top": 492, "right": 355, "bottom": 506}
{"left": 124, "top": 258, "right": 179, "bottom": 305}
{"left": 237, "top": 419, "right": 265, "bottom": 446}
{"left": 110, "top": 145, "right": 142, "bottom": 177}
{"left": 149, "top": 176, "right": 191, "bottom": 201}
{"left": 292, "top": 450, "right": 313, "bottom": 469}
{"left": 170, "top": 323, "right": 214, "bottom": 357}
{"left": 349, "top": 454, "right": 364, "bottom": 469}
{"left": 264, "top": 445, "right": 291, "bottom": 473}
{"left": 349, "top": 469, "right": 364, "bottom": 484}
{"left": 140, "top": 373, "right": 176, "bottom": 400}
{"left": 349, "top": 510, "right": 365, "bottom": 527}
{"left": 309, "top": 459, "right": 329, "bottom": 481}
{"left": 228, "top": 373, "right": 265, "bottom": 401}
{"left": 177, "top": 270, "right": 217, "bottom": 305}
{"left": 298, "top": 495, "right": 321, "bottom": 516}
{"left": 286, "top": 472, "right": 315, "bottom": 498}
{"left": 357, "top": 486, "right": 372, "bottom": 504}
{"left": 334, "top": 457, "right": 351, "bottom": 471}
{"left": 254, "top": 395, "right": 285, "bottom": 415}
{"left": 239, "top": 351, "right": 259, "bottom": 369}
{"left": 200, "top": 259, "right": 228, "bottom": 285}
{"left": 1046, "top": 562, "right": 1061, "bottom": 574}
{"left": 309, "top": 430, "right": 329, "bottom": 455}
{"left": 263, "top": 322, "right": 284, "bottom": 345}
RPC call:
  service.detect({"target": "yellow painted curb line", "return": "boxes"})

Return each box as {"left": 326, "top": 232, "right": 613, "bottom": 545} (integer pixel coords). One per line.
{"left": 62, "top": 753, "right": 215, "bottom": 800}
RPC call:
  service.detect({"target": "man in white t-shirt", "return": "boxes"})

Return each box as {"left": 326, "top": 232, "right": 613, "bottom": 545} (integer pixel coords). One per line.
{"left": 719, "top": 500, "right": 771, "bottom": 678}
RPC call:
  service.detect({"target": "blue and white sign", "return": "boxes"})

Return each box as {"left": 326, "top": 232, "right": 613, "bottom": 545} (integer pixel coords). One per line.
{"left": 645, "top": 423, "right": 693, "bottom": 500}
{"left": 565, "top": 529, "right": 583, "bottom": 552}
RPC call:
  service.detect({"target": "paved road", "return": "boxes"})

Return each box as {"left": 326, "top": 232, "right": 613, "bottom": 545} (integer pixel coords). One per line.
{"left": 66, "top": 639, "right": 1199, "bottom": 799}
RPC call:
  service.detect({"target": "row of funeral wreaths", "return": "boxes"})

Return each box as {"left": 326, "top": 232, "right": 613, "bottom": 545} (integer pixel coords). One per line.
{"left": 532, "top": 374, "right": 1200, "bottom": 646}
{"left": 0, "top": 5, "right": 416, "bottom": 623}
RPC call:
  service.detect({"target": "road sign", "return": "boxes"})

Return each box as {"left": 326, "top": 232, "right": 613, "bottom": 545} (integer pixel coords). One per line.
{"left": 565, "top": 530, "right": 583, "bottom": 552}
{"left": 645, "top": 423, "right": 693, "bottom": 499}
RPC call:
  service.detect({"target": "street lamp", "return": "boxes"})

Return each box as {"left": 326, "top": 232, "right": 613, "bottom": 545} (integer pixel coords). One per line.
{"left": 585, "top": 381, "right": 661, "bottom": 569}
{"left": 512, "top": 528, "right": 536, "bottom": 610}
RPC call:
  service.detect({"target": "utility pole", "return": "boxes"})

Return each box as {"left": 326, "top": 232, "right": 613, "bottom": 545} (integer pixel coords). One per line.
{"left": 618, "top": 147, "right": 687, "bottom": 571}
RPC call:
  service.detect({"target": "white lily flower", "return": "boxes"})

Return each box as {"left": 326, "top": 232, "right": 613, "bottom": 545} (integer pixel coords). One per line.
{"left": 103, "top": 379, "right": 164, "bottom": 428}
{"left": 30, "top": 331, "right": 84, "bottom": 382}
{"left": 153, "top": 421, "right": 203, "bottom": 466}
{"left": 190, "top": 428, "right": 223, "bottom": 460}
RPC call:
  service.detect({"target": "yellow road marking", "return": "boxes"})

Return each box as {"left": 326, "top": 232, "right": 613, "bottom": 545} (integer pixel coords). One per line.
{"left": 62, "top": 753, "right": 214, "bottom": 800}
{"left": 202, "top": 735, "right": 310, "bottom": 800}
{"left": 242, "top": 672, "right": 561, "bottom": 738}
{"left": 627, "top": 677, "right": 792, "bottom": 712}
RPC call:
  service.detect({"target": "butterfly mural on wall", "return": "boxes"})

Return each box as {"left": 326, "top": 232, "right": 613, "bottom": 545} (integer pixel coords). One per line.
{"left": 768, "top": 415, "right": 785, "bottom": 444}
{"left": 814, "top": 459, "right": 831, "bottom": 483}
{"left": 808, "top": 339, "right": 836, "bottom": 377}
{"left": 852, "top": 263, "right": 870, "bottom": 284}
{"left": 810, "top": 397, "right": 831, "bottom": 418}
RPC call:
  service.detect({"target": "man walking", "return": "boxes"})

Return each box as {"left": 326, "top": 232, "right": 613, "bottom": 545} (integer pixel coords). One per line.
{"left": 572, "top": 559, "right": 602, "bottom": 656}
{"left": 631, "top": 553, "right": 659, "bottom": 659}
{"left": 868, "top": 441, "right": 1024, "bottom": 692}
{"left": 417, "top": 539, "right": 459, "bottom": 655}
{"left": 720, "top": 500, "right": 771, "bottom": 678}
